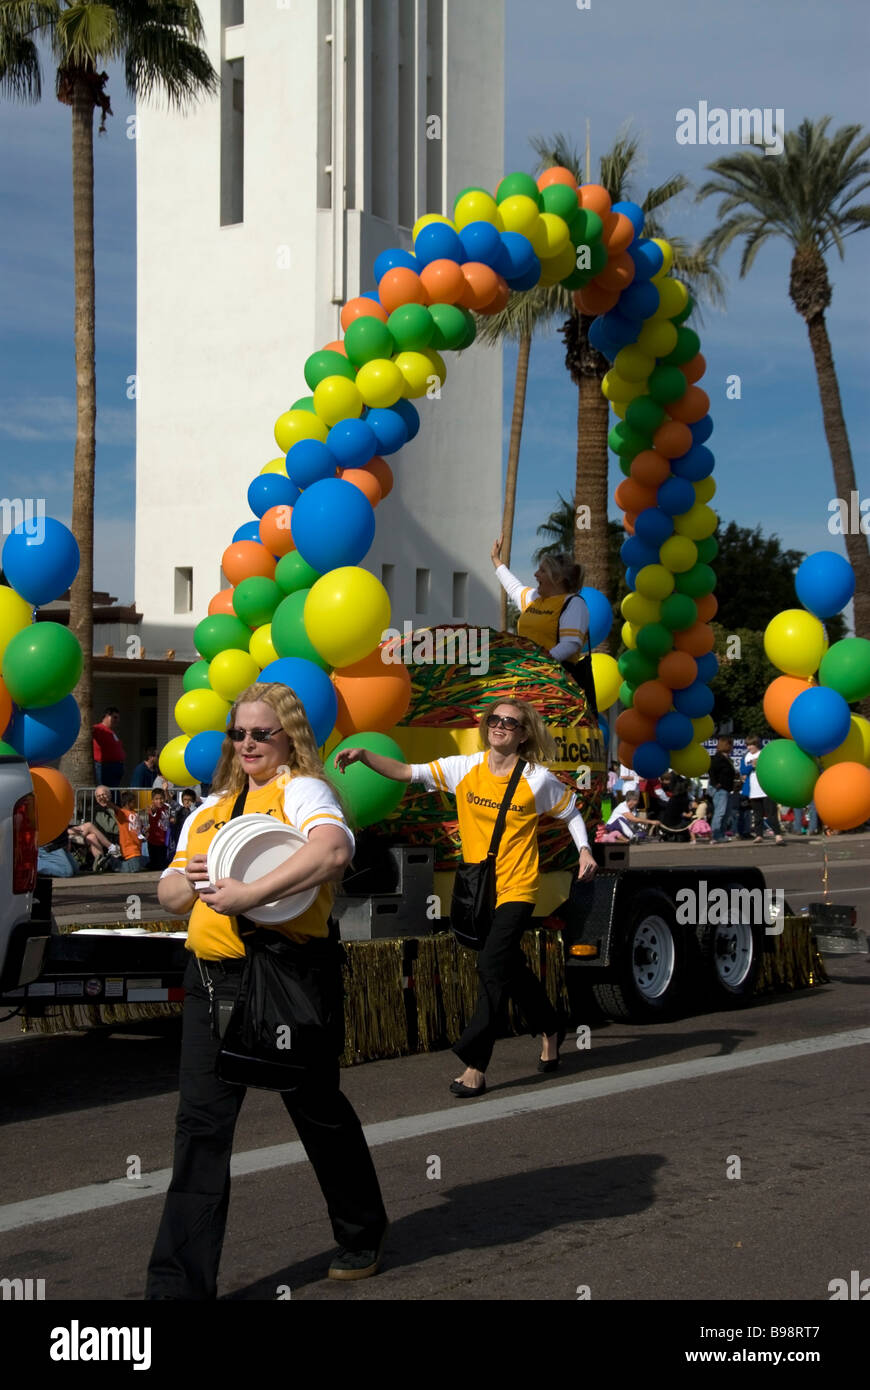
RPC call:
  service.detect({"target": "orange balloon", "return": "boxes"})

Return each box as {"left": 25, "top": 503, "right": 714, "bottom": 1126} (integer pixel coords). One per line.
{"left": 673, "top": 622, "right": 715, "bottom": 657}
{"left": 364, "top": 456, "right": 393, "bottom": 499}
{"left": 633, "top": 680, "right": 674, "bottom": 720}
{"left": 667, "top": 385, "right": 710, "bottom": 424}
{"left": 615, "top": 478, "right": 657, "bottom": 515}
{"left": 615, "top": 708, "right": 657, "bottom": 746}
{"left": 477, "top": 274, "right": 511, "bottom": 315}
{"left": 681, "top": 353, "right": 706, "bottom": 384}
{"left": 378, "top": 268, "right": 429, "bottom": 314}
{"left": 653, "top": 420, "right": 693, "bottom": 459}
{"left": 258, "top": 506, "right": 296, "bottom": 558}
{"left": 763, "top": 675, "right": 813, "bottom": 738}
{"left": 419, "top": 258, "right": 466, "bottom": 304}
{"left": 623, "top": 512, "right": 636, "bottom": 535}
{"left": 31, "top": 766, "right": 74, "bottom": 845}
{"left": 694, "top": 592, "right": 718, "bottom": 623}
{"left": 658, "top": 650, "right": 698, "bottom": 689}
{"left": 340, "top": 468, "right": 382, "bottom": 506}
{"left": 323, "top": 339, "right": 347, "bottom": 356}
{"left": 616, "top": 740, "right": 636, "bottom": 770}
{"left": 578, "top": 183, "right": 612, "bottom": 219}
{"left": 630, "top": 450, "right": 672, "bottom": 489}
{"left": 222, "top": 539, "right": 277, "bottom": 584}
{"left": 208, "top": 587, "right": 236, "bottom": 617}
{"left": 603, "top": 212, "right": 635, "bottom": 254}
{"left": 538, "top": 167, "right": 577, "bottom": 191}
{"left": 814, "top": 763, "right": 870, "bottom": 831}
{"left": 459, "top": 262, "right": 499, "bottom": 311}
{"left": 0, "top": 676, "right": 12, "bottom": 736}
{"left": 340, "top": 297, "right": 388, "bottom": 331}
{"left": 595, "top": 251, "right": 636, "bottom": 292}
{"left": 573, "top": 284, "right": 619, "bottom": 315}
{"left": 333, "top": 645, "right": 412, "bottom": 736}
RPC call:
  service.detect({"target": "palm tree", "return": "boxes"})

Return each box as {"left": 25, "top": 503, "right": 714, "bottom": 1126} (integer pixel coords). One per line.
{"left": 532, "top": 130, "right": 725, "bottom": 624}
{"left": 697, "top": 117, "right": 870, "bottom": 642}
{"left": 474, "top": 285, "right": 569, "bottom": 626}
{"left": 0, "top": 1, "right": 217, "bottom": 786}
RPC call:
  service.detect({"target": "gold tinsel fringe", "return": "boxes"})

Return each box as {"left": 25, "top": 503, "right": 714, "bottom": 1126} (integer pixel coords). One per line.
{"left": 340, "top": 939, "right": 407, "bottom": 1065}
{"left": 757, "top": 915, "right": 829, "bottom": 992}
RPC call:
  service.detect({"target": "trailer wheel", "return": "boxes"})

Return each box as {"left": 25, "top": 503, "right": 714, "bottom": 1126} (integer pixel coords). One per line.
{"left": 593, "top": 892, "right": 686, "bottom": 1022}
{"left": 707, "top": 887, "right": 764, "bottom": 1005}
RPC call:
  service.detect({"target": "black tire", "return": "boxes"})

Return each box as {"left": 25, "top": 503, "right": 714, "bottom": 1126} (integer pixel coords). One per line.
{"left": 705, "top": 883, "right": 766, "bottom": 1007}
{"left": 593, "top": 891, "right": 687, "bottom": 1022}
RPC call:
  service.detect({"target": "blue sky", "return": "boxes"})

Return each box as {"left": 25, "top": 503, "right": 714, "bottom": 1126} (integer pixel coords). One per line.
{"left": 0, "top": 0, "right": 868, "bottom": 605}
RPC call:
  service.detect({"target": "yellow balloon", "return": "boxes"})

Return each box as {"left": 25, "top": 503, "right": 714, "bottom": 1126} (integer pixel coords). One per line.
{"left": 274, "top": 409, "right": 328, "bottom": 454}
{"left": 670, "top": 741, "right": 710, "bottom": 777}
{"left": 659, "top": 534, "right": 698, "bottom": 573}
{"left": 673, "top": 504, "right": 718, "bottom": 541}
{"left": 304, "top": 567, "right": 391, "bottom": 668}
{"left": 531, "top": 212, "right": 570, "bottom": 259}
{"left": 591, "top": 653, "right": 621, "bottom": 712}
{"left": 653, "top": 278, "right": 689, "bottom": 319}
{"left": 635, "top": 564, "right": 675, "bottom": 600}
{"left": 260, "top": 457, "right": 287, "bottom": 476}
{"left": 159, "top": 735, "right": 198, "bottom": 788}
{"left": 693, "top": 476, "right": 716, "bottom": 505}
{"left": 536, "top": 241, "right": 576, "bottom": 285}
{"left": 209, "top": 649, "right": 260, "bottom": 702}
{"left": 394, "top": 350, "right": 437, "bottom": 399}
{"left": 421, "top": 346, "right": 447, "bottom": 385}
{"left": 621, "top": 620, "right": 638, "bottom": 650}
{"left": 454, "top": 190, "right": 501, "bottom": 229}
{"left": 602, "top": 371, "right": 645, "bottom": 403}
{"left": 313, "top": 374, "right": 363, "bottom": 427}
{"left": 249, "top": 623, "right": 278, "bottom": 669}
{"left": 651, "top": 238, "right": 674, "bottom": 278}
{"left": 497, "top": 194, "right": 540, "bottom": 237}
{"left": 610, "top": 399, "right": 628, "bottom": 420}
{"left": 175, "top": 688, "right": 232, "bottom": 737}
{"left": 820, "top": 714, "right": 870, "bottom": 769}
{"left": 0, "top": 586, "right": 34, "bottom": 663}
{"left": 691, "top": 715, "right": 715, "bottom": 743}
{"left": 412, "top": 213, "right": 453, "bottom": 240}
{"left": 621, "top": 591, "right": 661, "bottom": 626}
{"left": 637, "top": 319, "right": 678, "bottom": 358}
{"left": 614, "top": 345, "right": 655, "bottom": 382}
{"left": 355, "top": 358, "right": 405, "bottom": 408}
{"left": 763, "top": 609, "right": 827, "bottom": 678}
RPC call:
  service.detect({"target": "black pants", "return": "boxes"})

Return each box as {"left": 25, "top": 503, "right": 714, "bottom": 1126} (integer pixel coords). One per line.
{"left": 751, "top": 797, "right": 782, "bottom": 837}
{"left": 148, "top": 843, "right": 168, "bottom": 870}
{"left": 145, "top": 954, "right": 387, "bottom": 1299}
{"left": 454, "top": 901, "right": 558, "bottom": 1073}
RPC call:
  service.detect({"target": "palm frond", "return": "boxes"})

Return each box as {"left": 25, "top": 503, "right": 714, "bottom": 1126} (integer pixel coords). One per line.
{"left": 0, "top": 26, "right": 41, "bottom": 98}
{"left": 474, "top": 282, "right": 570, "bottom": 346}
{"left": 53, "top": 2, "right": 121, "bottom": 65}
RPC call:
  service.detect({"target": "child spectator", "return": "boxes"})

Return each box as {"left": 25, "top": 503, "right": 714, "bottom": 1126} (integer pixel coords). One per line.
{"left": 688, "top": 795, "right": 713, "bottom": 844}
{"left": 116, "top": 792, "right": 147, "bottom": 872}
{"left": 170, "top": 788, "right": 200, "bottom": 853}
{"left": 601, "top": 791, "right": 659, "bottom": 842}
{"left": 147, "top": 789, "right": 171, "bottom": 870}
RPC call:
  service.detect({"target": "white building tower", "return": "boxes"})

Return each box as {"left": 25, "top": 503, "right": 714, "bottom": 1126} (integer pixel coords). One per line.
{"left": 134, "top": 0, "right": 505, "bottom": 741}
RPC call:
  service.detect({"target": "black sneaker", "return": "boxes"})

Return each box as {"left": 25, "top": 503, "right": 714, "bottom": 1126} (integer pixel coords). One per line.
{"left": 328, "top": 1224, "right": 388, "bottom": 1281}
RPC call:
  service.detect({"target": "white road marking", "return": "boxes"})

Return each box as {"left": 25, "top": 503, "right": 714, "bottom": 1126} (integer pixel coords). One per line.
{"left": 1, "top": 1027, "right": 869, "bottom": 1235}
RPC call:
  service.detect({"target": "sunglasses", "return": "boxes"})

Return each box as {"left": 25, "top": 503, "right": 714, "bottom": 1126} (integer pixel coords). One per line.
{"left": 486, "top": 714, "right": 523, "bottom": 731}
{"left": 227, "top": 727, "right": 284, "bottom": 744}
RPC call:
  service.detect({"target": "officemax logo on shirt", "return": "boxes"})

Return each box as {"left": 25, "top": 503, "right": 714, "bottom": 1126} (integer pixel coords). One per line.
{"left": 466, "top": 791, "right": 525, "bottom": 813}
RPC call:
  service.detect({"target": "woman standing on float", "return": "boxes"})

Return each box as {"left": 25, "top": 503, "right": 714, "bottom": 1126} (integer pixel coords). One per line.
{"left": 336, "top": 698, "right": 597, "bottom": 1098}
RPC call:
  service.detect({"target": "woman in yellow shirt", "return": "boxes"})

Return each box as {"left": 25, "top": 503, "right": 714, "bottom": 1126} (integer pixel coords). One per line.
{"left": 337, "top": 698, "right": 597, "bottom": 1098}
{"left": 145, "top": 682, "right": 387, "bottom": 1297}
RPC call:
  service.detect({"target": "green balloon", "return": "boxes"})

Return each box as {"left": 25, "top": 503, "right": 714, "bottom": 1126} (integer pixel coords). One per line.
{"left": 660, "top": 593, "right": 698, "bottom": 632}
{"left": 662, "top": 327, "right": 701, "bottom": 367}
{"left": 819, "top": 637, "right": 870, "bottom": 704}
{"left": 569, "top": 207, "right": 603, "bottom": 246}
{"left": 618, "top": 681, "right": 636, "bottom": 708}
{"left": 194, "top": 614, "right": 252, "bottom": 661}
{"left": 560, "top": 265, "right": 589, "bottom": 291}
{"left": 275, "top": 550, "right": 321, "bottom": 595}
{"left": 428, "top": 303, "right": 470, "bottom": 352}
{"left": 695, "top": 535, "right": 719, "bottom": 565}
{"left": 756, "top": 740, "right": 819, "bottom": 807}
{"left": 625, "top": 396, "right": 667, "bottom": 435}
{"left": 0, "top": 738, "right": 19, "bottom": 757}
{"left": 303, "top": 350, "right": 357, "bottom": 390}
{"left": 618, "top": 456, "right": 632, "bottom": 477}
{"left": 291, "top": 395, "right": 317, "bottom": 413}
{"left": 183, "top": 660, "right": 212, "bottom": 693}
{"left": 588, "top": 240, "right": 609, "bottom": 277}
{"left": 671, "top": 295, "right": 694, "bottom": 326}
{"left": 540, "top": 183, "right": 579, "bottom": 220}
{"left": 456, "top": 311, "right": 477, "bottom": 350}
{"left": 387, "top": 303, "right": 434, "bottom": 352}
{"left": 618, "top": 649, "right": 658, "bottom": 685}
{"left": 674, "top": 563, "right": 716, "bottom": 599}
{"left": 270, "top": 590, "right": 330, "bottom": 671}
{"left": 2, "top": 622, "right": 82, "bottom": 708}
{"left": 343, "top": 316, "right": 396, "bottom": 368}
{"left": 496, "top": 172, "right": 542, "bottom": 206}
{"left": 648, "top": 365, "right": 688, "bottom": 405}
{"left": 325, "top": 731, "right": 407, "bottom": 828}
{"left": 608, "top": 422, "right": 650, "bottom": 459}
{"left": 635, "top": 622, "right": 674, "bottom": 661}
{"left": 233, "top": 576, "right": 283, "bottom": 628}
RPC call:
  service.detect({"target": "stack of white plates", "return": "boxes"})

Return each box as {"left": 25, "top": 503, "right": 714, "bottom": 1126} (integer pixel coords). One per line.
{"left": 205, "top": 815, "right": 318, "bottom": 924}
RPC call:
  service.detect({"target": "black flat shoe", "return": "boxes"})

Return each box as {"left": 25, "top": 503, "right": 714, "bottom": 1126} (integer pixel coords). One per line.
{"left": 449, "top": 1079, "right": 486, "bottom": 1098}
{"left": 537, "top": 1056, "right": 560, "bottom": 1073}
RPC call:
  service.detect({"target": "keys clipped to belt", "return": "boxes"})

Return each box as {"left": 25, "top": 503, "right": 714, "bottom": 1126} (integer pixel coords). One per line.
{"left": 197, "top": 958, "right": 240, "bottom": 1041}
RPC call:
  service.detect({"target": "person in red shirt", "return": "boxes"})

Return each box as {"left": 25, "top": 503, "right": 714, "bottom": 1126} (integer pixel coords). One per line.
{"left": 92, "top": 706, "right": 126, "bottom": 791}
{"left": 147, "top": 788, "right": 171, "bottom": 870}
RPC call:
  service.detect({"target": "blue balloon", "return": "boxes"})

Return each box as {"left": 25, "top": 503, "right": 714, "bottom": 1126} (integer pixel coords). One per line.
{"left": 285, "top": 439, "right": 337, "bottom": 489}
{"left": 291, "top": 478, "right": 376, "bottom": 572}
{"left": 788, "top": 686, "right": 852, "bottom": 756}
{"left": 233, "top": 520, "right": 262, "bottom": 544}
{"left": 628, "top": 239, "right": 664, "bottom": 281}
{"left": 256, "top": 658, "right": 338, "bottom": 746}
{"left": 459, "top": 221, "right": 505, "bottom": 270}
{"left": 391, "top": 398, "right": 420, "bottom": 442}
{"left": 327, "top": 417, "right": 377, "bottom": 469}
{"left": 183, "top": 730, "right": 226, "bottom": 784}
{"left": 611, "top": 200, "right": 645, "bottom": 237}
{"left": 657, "top": 476, "right": 696, "bottom": 517}
{"left": 656, "top": 710, "right": 694, "bottom": 752}
{"left": 361, "top": 290, "right": 381, "bottom": 303}
{"left": 2, "top": 517, "right": 80, "bottom": 608}
{"left": 579, "top": 586, "right": 614, "bottom": 649}
{"left": 625, "top": 566, "right": 639, "bottom": 591}
{"left": 365, "top": 408, "right": 409, "bottom": 456}
{"left": 504, "top": 259, "right": 541, "bottom": 292}
{"left": 588, "top": 317, "right": 613, "bottom": 355}
{"left": 795, "top": 551, "right": 855, "bottom": 619}
{"left": 618, "top": 281, "right": 660, "bottom": 320}
{"left": 694, "top": 651, "right": 719, "bottom": 684}
{"left": 7, "top": 694, "right": 81, "bottom": 764}
{"left": 373, "top": 247, "right": 417, "bottom": 281}
{"left": 673, "top": 681, "right": 715, "bottom": 719}
{"left": 635, "top": 507, "right": 675, "bottom": 547}
{"left": 633, "top": 740, "right": 670, "bottom": 779}
{"left": 499, "top": 231, "right": 537, "bottom": 278}
{"left": 621, "top": 537, "right": 659, "bottom": 571}
{"left": 690, "top": 416, "right": 714, "bottom": 445}
{"left": 413, "top": 221, "right": 465, "bottom": 266}
{"left": 246, "top": 473, "right": 300, "bottom": 519}
{"left": 670, "top": 444, "right": 715, "bottom": 482}
{"left": 598, "top": 310, "right": 641, "bottom": 350}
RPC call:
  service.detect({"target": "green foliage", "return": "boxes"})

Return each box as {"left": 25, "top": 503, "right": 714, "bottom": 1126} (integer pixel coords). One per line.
{"left": 710, "top": 625, "right": 770, "bottom": 736}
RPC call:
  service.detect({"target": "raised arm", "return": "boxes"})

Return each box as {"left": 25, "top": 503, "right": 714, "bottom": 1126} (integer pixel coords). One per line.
{"left": 334, "top": 747, "right": 414, "bottom": 782}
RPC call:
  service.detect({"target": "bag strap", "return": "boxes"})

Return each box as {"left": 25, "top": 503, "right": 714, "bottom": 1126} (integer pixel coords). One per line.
{"left": 229, "top": 787, "right": 258, "bottom": 941}
{"left": 486, "top": 758, "right": 526, "bottom": 860}
{"left": 558, "top": 593, "right": 592, "bottom": 656}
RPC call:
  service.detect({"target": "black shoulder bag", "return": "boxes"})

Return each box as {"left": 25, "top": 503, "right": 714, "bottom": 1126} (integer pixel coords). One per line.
{"left": 449, "top": 758, "right": 526, "bottom": 950}
{"left": 558, "top": 594, "right": 598, "bottom": 719}
{"left": 213, "top": 788, "right": 346, "bottom": 1092}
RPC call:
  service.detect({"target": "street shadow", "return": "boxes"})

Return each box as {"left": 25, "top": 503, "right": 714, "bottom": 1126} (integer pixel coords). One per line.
{"left": 225, "top": 1152, "right": 667, "bottom": 1299}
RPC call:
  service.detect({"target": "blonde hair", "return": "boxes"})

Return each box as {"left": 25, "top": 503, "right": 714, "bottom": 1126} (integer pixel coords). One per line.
{"left": 476, "top": 698, "right": 557, "bottom": 767}
{"left": 539, "top": 552, "right": 583, "bottom": 593}
{"left": 210, "top": 682, "right": 332, "bottom": 798}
